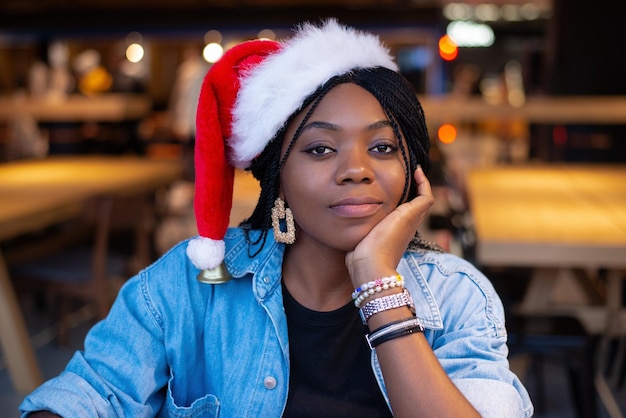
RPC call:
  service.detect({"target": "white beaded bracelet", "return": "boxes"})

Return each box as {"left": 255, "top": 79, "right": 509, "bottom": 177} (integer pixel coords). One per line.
{"left": 352, "top": 274, "right": 404, "bottom": 308}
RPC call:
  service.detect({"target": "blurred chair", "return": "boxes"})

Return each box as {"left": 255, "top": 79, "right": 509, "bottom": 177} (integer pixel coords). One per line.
{"left": 483, "top": 265, "right": 602, "bottom": 418}
{"left": 597, "top": 335, "right": 626, "bottom": 418}
{"left": 507, "top": 311, "right": 600, "bottom": 418}
{"left": 595, "top": 271, "right": 626, "bottom": 418}
{"left": 8, "top": 194, "right": 153, "bottom": 345}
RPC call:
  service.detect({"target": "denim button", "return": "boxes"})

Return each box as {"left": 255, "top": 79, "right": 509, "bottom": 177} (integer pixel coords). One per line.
{"left": 263, "top": 276, "right": 270, "bottom": 283}
{"left": 263, "top": 376, "right": 277, "bottom": 389}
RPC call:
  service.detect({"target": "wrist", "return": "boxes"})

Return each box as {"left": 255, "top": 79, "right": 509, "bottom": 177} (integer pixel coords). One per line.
{"left": 365, "top": 316, "right": 425, "bottom": 349}
{"left": 365, "top": 305, "right": 415, "bottom": 329}
{"left": 360, "top": 287, "right": 404, "bottom": 309}
{"left": 350, "top": 266, "right": 398, "bottom": 289}
{"left": 352, "top": 273, "right": 404, "bottom": 308}
{"left": 358, "top": 288, "right": 415, "bottom": 325}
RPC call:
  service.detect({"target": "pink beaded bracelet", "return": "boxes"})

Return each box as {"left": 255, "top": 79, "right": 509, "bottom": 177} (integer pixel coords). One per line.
{"left": 352, "top": 274, "right": 404, "bottom": 308}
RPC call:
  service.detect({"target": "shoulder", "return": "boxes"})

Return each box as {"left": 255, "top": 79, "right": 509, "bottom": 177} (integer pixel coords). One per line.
{"left": 403, "top": 250, "right": 495, "bottom": 295}
{"left": 139, "top": 239, "right": 199, "bottom": 288}
{"left": 122, "top": 237, "right": 259, "bottom": 325}
{"left": 140, "top": 235, "right": 256, "bottom": 292}
{"left": 400, "top": 250, "right": 506, "bottom": 337}
{"left": 116, "top": 240, "right": 207, "bottom": 322}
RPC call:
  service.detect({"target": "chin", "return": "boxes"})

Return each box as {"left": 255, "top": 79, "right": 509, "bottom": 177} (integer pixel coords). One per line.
{"left": 331, "top": 227, "right": 373, "bottom": 252}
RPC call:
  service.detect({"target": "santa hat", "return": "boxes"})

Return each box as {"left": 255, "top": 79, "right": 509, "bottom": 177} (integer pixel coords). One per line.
{"left": 186, "top": 19, "right": 398, "bottom": 272}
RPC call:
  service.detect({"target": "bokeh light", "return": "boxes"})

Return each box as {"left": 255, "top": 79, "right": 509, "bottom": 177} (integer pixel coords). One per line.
{"left": 438, "top": 35, "right": 458, "bottom": 61}
{"left": 438, "top": 123, "right": 457, "bottom": 144}
{"left": 203, "top": 42, "right": 224, "bottom": 63}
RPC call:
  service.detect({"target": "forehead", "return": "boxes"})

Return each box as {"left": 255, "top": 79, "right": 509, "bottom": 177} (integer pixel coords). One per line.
{"left": 287, "top": 83, "right": 386, "bottom": 131}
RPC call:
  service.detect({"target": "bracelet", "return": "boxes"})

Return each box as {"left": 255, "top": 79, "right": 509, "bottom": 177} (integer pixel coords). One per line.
{"left": 358, "top": 289, "right": 414, "bottom": 324}
{"left": 352, "top": 274, "right": 404, "bottom": 308}
{"left": 367, "top": 317, "right": 411, "bottom": 334}
{"left": 366, "top": 317, "right": 425, "bottom": 349}
{"left": 368, "top": 325, "right": 423, "bottom": 348}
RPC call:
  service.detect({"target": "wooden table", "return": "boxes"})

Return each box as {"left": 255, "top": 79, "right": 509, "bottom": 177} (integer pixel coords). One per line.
{"left": 466, "top": 164, "right": 626, "bottom": 412}
{"left": 466, "top": 164, "right": 626, "bottom": 331}
{"left": 467, "top": 164, "right": 626, "bottom": 267}
{"left": 0, "top": 156, "right": 183, "bottom": 393}
{"left": 0, "top": 94, "right": 151, "bottom": 122}
{"left": 419, "top": 95, "right": 626, "bottom": 125}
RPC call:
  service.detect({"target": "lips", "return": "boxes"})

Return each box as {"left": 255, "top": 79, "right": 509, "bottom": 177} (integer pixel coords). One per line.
{"left": 329, "top": 196, "right": 382, "bottom": 218}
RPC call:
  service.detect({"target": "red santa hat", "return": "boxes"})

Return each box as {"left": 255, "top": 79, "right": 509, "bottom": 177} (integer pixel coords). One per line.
{"left": 186, "top": 19, "right": 398, "bottom": 271}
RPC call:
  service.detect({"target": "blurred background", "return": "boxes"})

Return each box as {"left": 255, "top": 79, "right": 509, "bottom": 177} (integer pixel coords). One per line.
{"left": 1, "top": 0, "right": 625, "bottom": 417}
{"left": 1, "top": 0, "right": 625, "bottom": 162}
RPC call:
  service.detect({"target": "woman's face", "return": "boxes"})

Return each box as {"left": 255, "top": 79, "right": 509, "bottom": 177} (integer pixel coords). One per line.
{"left": 280, "top": 83, "right": 408, "bottom": 252}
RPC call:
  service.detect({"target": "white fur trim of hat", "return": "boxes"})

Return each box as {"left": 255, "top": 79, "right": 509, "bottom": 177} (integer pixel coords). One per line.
{"left": 229, "top": 18, "right": 398, "bottom": 169}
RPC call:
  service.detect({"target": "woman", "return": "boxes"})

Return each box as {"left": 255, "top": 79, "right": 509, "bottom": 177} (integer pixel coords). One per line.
{"left": 21, "top": 20, "right": 533, "bottom": 417}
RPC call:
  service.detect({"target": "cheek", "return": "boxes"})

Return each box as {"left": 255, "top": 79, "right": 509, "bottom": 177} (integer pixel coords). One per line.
{"left": 382, "top": 165, "right": 409, "bottom": 202}
{"left": 279, "top": 162, "right": 330, "bottom": 229}
{"left": 281, "top": 167, "right": 321, "bottom": 206}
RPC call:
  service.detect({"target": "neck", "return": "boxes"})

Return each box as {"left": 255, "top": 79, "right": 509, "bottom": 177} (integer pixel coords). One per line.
{"left": 281, "top": 240, "right": 354, "bottom": 312}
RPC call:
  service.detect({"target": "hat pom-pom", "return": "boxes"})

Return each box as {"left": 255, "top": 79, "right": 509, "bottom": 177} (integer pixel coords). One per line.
{"left": 186, "top": 236, "right": 226, "bottom": 270}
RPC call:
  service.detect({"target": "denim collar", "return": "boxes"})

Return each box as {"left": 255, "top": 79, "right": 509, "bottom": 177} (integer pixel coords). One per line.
{"left": 223, "top": 227, "right": 444, "bottom": 329}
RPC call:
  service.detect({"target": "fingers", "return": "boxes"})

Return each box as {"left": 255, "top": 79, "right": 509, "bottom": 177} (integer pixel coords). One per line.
{"left": 345, "top": 166, "right": 435, "bottom": 284}
{"left": 414, "top": 165, "right": 434, "bottom": 201}
{"left": 384, "top": 165, "right": 434, "bottom": 236}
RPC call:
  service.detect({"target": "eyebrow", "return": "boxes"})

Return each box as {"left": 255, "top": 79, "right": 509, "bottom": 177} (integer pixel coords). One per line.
{"left": 301, "top": 119, "right": 393, "bottom": 133}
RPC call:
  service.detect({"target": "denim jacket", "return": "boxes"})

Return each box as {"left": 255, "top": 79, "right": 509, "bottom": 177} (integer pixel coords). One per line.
{"left": 20, "top": 228, "right": 533, "bottom": 417}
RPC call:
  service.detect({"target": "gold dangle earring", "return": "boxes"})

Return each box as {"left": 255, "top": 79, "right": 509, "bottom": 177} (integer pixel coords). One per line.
{"left": 271, "top": 197, "right": 296, "bottom": 244}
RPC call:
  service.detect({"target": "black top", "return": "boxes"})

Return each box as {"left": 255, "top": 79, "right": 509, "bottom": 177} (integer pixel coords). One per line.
{"left": 282, "top": 282, "right": 393, "bottom": 417}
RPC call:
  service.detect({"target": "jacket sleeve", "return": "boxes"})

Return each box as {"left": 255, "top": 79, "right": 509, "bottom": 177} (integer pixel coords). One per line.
{"left": 19, "top": 271, "right": 169, "bottom": 417}
{"left": 410, "top": 253, "right": 534, "bottom": 418}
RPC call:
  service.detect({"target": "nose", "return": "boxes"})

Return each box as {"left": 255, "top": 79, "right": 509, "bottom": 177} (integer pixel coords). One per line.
{"left": 334, "top": 145, "right": 374, "bottom": 184}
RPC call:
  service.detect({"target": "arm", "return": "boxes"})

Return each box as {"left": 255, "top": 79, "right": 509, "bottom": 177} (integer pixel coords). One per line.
{"left": 347, "top": 166, "right": 481, "bottom": 417}
{"left": 19, "top": 273, "right": 170, "bottom": 416}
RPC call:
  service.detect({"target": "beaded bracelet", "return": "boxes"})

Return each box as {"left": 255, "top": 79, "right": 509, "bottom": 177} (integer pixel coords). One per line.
{"left": 352, "top": 274, "right": 404, "bottom": 308}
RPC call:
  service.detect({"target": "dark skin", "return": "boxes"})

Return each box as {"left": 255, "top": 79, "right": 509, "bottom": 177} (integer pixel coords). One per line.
{"left": 28, "top": 83, "right": 480, "bottom": 418}
{"left": 280, "top": 83, "right": 480, "bottom": 417}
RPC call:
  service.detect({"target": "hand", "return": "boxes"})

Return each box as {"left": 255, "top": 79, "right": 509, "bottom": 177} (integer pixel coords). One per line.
{"left": 345, "top": 166, "right": 434, "bottom": 287}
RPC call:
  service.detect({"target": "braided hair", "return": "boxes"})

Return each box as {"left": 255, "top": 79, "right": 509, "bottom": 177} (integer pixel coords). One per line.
{"left": 240, "top": 66, "right": 444, "bottom": 255}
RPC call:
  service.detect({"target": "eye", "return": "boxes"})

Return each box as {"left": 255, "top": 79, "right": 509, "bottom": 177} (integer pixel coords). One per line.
{"left": 370, "top": 142, "right": 398, "bottom": 154}
{"left": 306, "top": 144, "right": 335, "bottom": 156}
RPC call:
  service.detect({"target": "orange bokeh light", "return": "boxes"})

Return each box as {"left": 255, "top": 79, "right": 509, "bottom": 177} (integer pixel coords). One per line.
{"left": 438, "top": 123, "right": 457, "bottom": 144}
{"left": 438, "top": 35, "right": 458, "bottom": 61}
